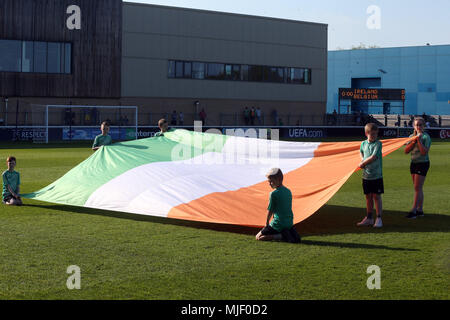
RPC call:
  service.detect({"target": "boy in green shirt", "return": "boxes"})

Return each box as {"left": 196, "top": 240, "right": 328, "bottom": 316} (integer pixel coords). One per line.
{"left": 155, "top": 118, "right": 174, "bottom": 137}
{"left": 92, "top": 121, "right": 112, "bottom": 151}
{"left": 2, "top": 156, "right": 22, "bottom": 206}
{"left": 357, "top": 123, "right": 383, "bottom": 228}
{"left": 256, "top": 168, "right": 301, "bottom": 243}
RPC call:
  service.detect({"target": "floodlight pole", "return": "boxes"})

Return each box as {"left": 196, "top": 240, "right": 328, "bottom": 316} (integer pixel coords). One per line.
{"left": 46, "top": 105, "right": 49, "bottom": 144}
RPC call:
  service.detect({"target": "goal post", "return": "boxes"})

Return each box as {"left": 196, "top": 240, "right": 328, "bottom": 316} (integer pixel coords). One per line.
{"left": 30, "top": 104, "right": 138, "bottom": 143}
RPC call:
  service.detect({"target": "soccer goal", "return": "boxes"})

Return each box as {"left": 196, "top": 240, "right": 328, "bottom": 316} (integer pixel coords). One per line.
{"left": 30, "top": 104, "right": 138, "bottom": 143}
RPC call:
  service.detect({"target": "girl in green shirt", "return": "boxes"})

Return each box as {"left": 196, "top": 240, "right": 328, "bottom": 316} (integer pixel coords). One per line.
{"left": 405, "top": 117, "right": 431, "bottom": 218}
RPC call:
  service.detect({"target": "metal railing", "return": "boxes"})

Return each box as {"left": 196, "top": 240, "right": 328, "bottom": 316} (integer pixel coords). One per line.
{"left": 0, "top": 111, "right": 449, "bottom": 127}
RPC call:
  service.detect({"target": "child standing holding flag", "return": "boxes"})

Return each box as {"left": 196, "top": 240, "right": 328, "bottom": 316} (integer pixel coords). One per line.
{"left": 92, "top": 121, "right": 112, "bottom": 151}
{"left": 404, "top": 117, "right": 431, "bottom": 219}
{"left": 357, "top": 123, "right": 383, "bottom": 228}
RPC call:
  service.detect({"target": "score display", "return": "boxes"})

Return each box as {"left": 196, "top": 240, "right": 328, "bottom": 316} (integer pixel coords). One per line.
{"left": 339, "top": 88, "right": 405, "bottom": 101}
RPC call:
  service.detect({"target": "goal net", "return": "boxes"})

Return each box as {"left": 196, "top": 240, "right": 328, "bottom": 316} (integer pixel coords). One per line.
{"left": 30, "top": 104, "right": 138, "bottom": 143}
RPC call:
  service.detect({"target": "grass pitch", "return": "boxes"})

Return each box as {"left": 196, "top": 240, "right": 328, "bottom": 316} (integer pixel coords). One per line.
{"left": 0, "top": 140, "right": 449, "bottom": 300}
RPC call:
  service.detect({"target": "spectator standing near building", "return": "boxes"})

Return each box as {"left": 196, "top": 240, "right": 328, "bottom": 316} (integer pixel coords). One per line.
{"left": 272, "top": 109, "right": 278, "bottom": 126}
{"left": 256, "top": 107, "right": 262, "bottom": 125}
{"left": 243, "top": 107, "right": 250, "bottom": 126}
{"left": 179, "top": 112, "right": 184, "bottom": 126}
{"left": 199, "top": 108, "right": 206, "bottom": 126}
{"left": 171, "top": 110, "right": 177, "bottom": 126}
{"left": 250, "top": 107, "right": 256, "bottom": 126}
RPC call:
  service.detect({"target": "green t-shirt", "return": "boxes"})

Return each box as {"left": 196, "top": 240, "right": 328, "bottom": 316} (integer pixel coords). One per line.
{"left": 360, "top": 139, "right": 383, "bottom": 180}
{"left": 409, "top": 133, "right": 431, "bottom": 163}
{"left": 267, "top": 185, "right": 294, "bottom": 232}
{"left": 2, "top": 170, "right": 20, "bottom": 199}
{"left": 92, "top": 134, "right": 112, "bottom": 148}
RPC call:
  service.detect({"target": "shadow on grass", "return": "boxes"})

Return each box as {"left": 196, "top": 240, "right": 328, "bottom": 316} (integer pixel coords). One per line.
{"left": 24, "top": 202, "right": 448, "bottom": 251}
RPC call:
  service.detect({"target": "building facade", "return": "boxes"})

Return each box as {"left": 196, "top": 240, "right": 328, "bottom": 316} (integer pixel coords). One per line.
{"left": 0, "top": 0, "right": 327, "bottom": 127}
{"left": 327, "top": 45, "right": 450, "bottom": 116}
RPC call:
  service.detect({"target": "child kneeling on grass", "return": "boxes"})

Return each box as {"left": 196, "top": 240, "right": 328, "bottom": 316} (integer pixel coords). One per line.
{"left": 2, "top": 156, "right": 22, "bottom": 206}
{"left": 256, "top": 168, "right": 301, "bottom": 243}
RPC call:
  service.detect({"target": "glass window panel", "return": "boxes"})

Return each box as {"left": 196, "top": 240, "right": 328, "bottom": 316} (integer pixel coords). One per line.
{"left": 304, "top": 69, "right": 311, "bottom": 84}
{"left": 288, "top": 67, "right": 304, "bottom": 84}
{"left": 47, "top": 42, "right": 61, "bottom": 73}
{"left": 21, "top": 41, "right": 34, "bottom": 72}
{"left": 192, "top": 62, "right": 205, "bottom": 79}
{"left": 64, "top": 43, "right": 71, "bottom": 74}
{"left": 232, "top": 65, "right": 240, "bottom": 80}
{"left": 277, "top": 68, "right": 284, "bottom": 82}
{"left": 183, "top": 62, "right": 192, "bottom": 78}
{"left": 206, "top": 63, "right": 224, "bottom": 79}
{"left": 248, "top": 65, "right": 263, "bottom": 82}
{"left": 175, "top": 61, "right": 183, "bottom": 78}
{"left": 265, "top": 67, "right": 283, "bottom": 82}
{"left": 0, "top": 39, "right": 22, "bottom": 72}
{"left": 240, "top": 65, "right": 249, "bottom": 81}
{"left": 168, "top": 61, "right": 176, "bottom": 78}
{"left": 262, "top": 66, "right": 270, "bottom": 81}
{"left": 33, "top": 41, "right": 47, "bottom": 73}
{"left": 225, "top": 64, "right": 232, "bottom": 79}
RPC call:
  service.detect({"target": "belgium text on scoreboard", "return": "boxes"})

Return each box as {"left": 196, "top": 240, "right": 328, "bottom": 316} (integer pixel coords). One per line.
{"left": 339, "top": 88, "right": 405, "bottom": 101}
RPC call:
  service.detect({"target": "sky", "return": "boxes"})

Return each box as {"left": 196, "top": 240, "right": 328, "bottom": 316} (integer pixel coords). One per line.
{"left": 125, "top": 0, "right": 450, "bottom": 50}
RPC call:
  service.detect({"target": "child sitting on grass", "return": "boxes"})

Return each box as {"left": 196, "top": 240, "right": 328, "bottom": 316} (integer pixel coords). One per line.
{"left": 2, "top": 156, "right": 22, "bottom": 206}
{"left": 256, "top": 168, "right": 301, "bottom": 243}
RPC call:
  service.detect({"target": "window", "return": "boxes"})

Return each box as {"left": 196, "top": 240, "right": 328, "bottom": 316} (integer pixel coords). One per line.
{"left": 47, "top": 42, "right": 62, "bottom": 73}
{"left": 183, "top": 62, "right": 192, "bottom": 78}
{"left": 248, "top": 65, "right": 263, "bottom": 82}
{"left": 0, "top": 39, "right": 70, "bottom": 74}
{"left": 206, "top": 63, "right": 224, "bottom": 80}
{"left": 240, "top": 65, "right": 249, "bottom": 81}
{"left": 232, "top": 65, "right": 240, "bottom": 80}
{"left": 264, "top": 67, "right": 284, "bottom": 83}
{"left": 287, "top": 68, "right": 305, "bottom": 84}
{"left": 168, "top": 61, "right": 176, "bottom": 78}
{"left": 175, "top": 61, "right": 184, "bottom": 78}
{"left": 225, "top": 64, "right": 232, "bottom": 80}
{"left": 304, "top": 69, "right": 311, "bottom": 84}
{"left": 33, "top": 42, "right": 47, "bottom": 73}
{"left": 0, "top": 40, "right": 22, "bottom": 72}
{"left": 22, "top": 41, "right": 34, "bottom": 72}
{"left": 276, "top": 68, "right": 285, "bottom": 83}
{"left": 64, "top": 43, "right": 71, "bottom": 74}
{"left": 167, "top": 59, "right": 311, "bottom": 85}
{"left": 192, "top": 62, "right": 205, "bottom": 79}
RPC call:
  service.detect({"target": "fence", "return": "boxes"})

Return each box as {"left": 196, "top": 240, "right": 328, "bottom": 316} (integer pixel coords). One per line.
{"left": 0, "top": 109, "right": 449, "bottom": 128}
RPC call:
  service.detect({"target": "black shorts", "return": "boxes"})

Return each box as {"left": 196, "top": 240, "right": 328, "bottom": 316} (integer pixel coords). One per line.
{"left": 260, "top": 225, "right": 301, "bottom": 243}
{"left": 362, "top": 178, "right": 384, "bottom": 195}
{"left": 261, "top": 225, "right": 280, "bottom": 236}
{"left": 410, "top": 162, "right": 430, "bottom": 177}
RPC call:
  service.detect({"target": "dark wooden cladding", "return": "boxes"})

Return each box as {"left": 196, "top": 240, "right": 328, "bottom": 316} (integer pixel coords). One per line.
{"left": 0, "top": 0, "right": 122, "bottom": 98}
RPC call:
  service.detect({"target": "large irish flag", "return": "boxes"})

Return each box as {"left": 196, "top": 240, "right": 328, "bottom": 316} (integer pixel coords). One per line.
{"left": 23, "top": 129, "right": 409, "bottom": 227}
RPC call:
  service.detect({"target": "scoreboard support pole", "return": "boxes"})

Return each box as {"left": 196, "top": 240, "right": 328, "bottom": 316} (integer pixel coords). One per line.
{"left": 338, "top": 96, "right": 341, "bottom": 115}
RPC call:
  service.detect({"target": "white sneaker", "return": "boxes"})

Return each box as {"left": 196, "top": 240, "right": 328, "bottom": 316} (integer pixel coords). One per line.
{"left": 373, "top": 218, "right": 383, "bottom": 228}
{"left": 357, "top": 217, "right": 374, "bottom": 227}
